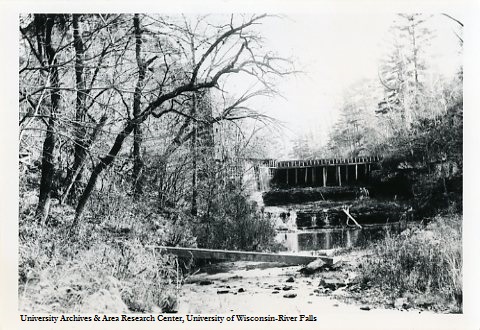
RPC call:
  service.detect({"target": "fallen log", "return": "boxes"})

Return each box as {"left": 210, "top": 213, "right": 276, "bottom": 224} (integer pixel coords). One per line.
{"left": 148, "top": 246, "right": 337, "bottom": 265}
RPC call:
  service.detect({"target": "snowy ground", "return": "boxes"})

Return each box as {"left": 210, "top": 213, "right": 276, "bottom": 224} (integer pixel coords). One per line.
{"left": 177, "top": 260, "right": 425, "bottom": 315}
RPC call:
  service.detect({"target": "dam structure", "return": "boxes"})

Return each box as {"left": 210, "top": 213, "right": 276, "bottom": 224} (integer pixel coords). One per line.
{"left": 250, "top": 156, "right": 382, "bottom": 190}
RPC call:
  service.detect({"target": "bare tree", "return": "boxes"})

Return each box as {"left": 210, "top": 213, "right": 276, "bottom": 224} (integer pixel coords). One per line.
{"left": 25, "top": 14, "right": 63, "bottom": 224}
{"left": 72, "top": 14, "right": 292, "bottom": 227}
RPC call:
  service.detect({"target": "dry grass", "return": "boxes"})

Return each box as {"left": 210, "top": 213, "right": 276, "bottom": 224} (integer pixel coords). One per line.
{"left": 18, "top": 195, "right": 183, "bottom": 313}
{"left": 360, "top": 214, "right": 462, "bottom": 311}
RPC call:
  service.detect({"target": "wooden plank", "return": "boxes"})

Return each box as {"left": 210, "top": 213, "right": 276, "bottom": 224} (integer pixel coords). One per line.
{"left": 323, "top": 166, "right": 327, "bottom": 187}
{"left": 345, "top": 164, "right": 349, "bottom": 183}
{"left": 337, "top": 165, "right": 342, "bottom": 186}
{"left": 151, "top": 246, "right": 335, "bottom": 265}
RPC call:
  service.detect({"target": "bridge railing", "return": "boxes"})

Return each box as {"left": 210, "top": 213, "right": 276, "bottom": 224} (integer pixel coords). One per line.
{"left": 274, "top": 156, "right": 381, "bottom": 168}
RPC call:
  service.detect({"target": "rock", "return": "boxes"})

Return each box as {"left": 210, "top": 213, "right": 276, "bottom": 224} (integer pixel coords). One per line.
{"left": 414, "top": 295, "right": 435, "bottom": 308}
{"left": 331, "top": 287, "right": 348, "bottom": 297}
{"left": 217, "top": 290, "right": 229, "bottom": 294}
{"left": 286, "top": 276, "right": 295, "bottom": 283}
{"left": 347, "top": 284, "right": 360, "bottom": 292}
{"left": 282, "top": 285, "right": 293, "bottom": 291}
{"left": 330, "top": 261, "right": 345, "bottom": 271}
{"left": 283, "top": 293, "right": 297, "bottom": 298}
{"left": 318, "top": 277, "right": 346, "bottom": 290}
{"left": 394, "top": 298, "right": 411, "bottom": 309}
{"left": 299, "top": 259, "right": 327, "bottom": 275}
{"left": 199, "top": 280, "right": 213, "bottom": 286}
{"left": 346, "top": 272, "right": 360, "bottom": 285}
{"left": 360, "top": 306, "right": 371, "bottom": 311}
{"left": 274, "top": 287, "right": 281, "bottom": 291}
{"left": 238, "top": 288, "right": 245, "bottom": 293}
{"left": 272, "top": 291, "right": 279, "bottom": 294}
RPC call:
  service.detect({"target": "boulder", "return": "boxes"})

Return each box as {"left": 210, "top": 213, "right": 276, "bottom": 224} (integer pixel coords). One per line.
{"left": 299, "top": 259, "right": 327, "bottom": 275}
{"left": 283, "top": 293, "right": 297, "bottom": 298}
{"left": 394, "top": 298, "right": 411, "bottom": 310}
{"left": 414, "top": 295, "right": 435, "bottom": 308}
{"left": 318, "top": 277, "right": 346, "bottom": 290}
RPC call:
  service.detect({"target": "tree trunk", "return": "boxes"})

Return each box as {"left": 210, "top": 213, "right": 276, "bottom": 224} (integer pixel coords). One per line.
{"left": 73, "top": 123, "right": 135, "bottom": 226}
{"left": 61, "top": 115, "right": 107, "bottom": 204}
{"left": 132, "top": 14, "right": 146, "bottom": 199}
{"left": 62, "top": 14, "right": 88, "bottom": 204}
{"left": 36, "top": 15, "right": 60, "bottom": 224}
{"left": 190, "top": 93, "right": 198, "bottom": 216}
{"left": 156, "top": 118, "right": 194, "bottom": 209}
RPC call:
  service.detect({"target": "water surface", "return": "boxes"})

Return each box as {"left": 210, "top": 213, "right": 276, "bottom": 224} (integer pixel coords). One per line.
{"left": 276, "top": 223, "right": 403, "bottom": 252}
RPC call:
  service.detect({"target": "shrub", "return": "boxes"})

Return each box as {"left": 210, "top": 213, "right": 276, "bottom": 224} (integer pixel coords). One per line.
{"left": 360, "top": 214, "right": 462, "bottom": 310}
{"left": 195, "top": 186, "right": 278, "bottom": 251}
{"left": 19, "top": 197, "right": 182, "bottom": 313}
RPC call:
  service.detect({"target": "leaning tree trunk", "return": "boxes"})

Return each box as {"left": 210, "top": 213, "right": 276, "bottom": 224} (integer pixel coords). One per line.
{"left": 36, "top": 15, "right": 60, "bottom": 224}
{"left": 73, "top": 123, "right": 135, "bottom": 227}
{"left": 61, "top": 115, "right": 107, "bottom": 205}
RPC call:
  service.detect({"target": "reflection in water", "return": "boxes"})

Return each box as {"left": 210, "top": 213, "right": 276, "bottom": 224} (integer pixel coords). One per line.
{"left": 276, "top": 224, "right": 402, "bottom": 252}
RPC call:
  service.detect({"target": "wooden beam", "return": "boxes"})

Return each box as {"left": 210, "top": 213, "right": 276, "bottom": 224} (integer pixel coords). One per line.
{"left": 151, "top": 246, "right": 336, "bottom": 265}
{"left": 345, "top": 165, "right": 349, "bottom": 183}
{"left": 323, "top": 167, "right": 327, "bottom": 187}
{"left": 355, "top": 164, "right": 358, "bottom": 181}
{"left": 337, "top": 165, "right": 342, "bottom": 186}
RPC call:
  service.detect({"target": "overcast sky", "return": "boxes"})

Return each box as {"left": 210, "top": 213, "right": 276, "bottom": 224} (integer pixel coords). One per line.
{"left": 248, "top": 12, "right": 463, "bottom": 155}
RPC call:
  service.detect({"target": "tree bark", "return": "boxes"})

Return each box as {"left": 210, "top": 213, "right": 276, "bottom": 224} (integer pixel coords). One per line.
{"left": 190, "top": 93, "right": 198, "bottom": 216}
{"left": 73, "top": 123, "right": 135, "bottom": 225}
{"left": 62, "top": 14, "right": 88, "bottom": 204}
{"left": 36, "top": 15, "right": 60, "bottom": 224}
{"left": 61, "top": 115, "right": 107, "bottom": 205}
{"left": 132, "top": 14, "right": 146, "bottom": 199}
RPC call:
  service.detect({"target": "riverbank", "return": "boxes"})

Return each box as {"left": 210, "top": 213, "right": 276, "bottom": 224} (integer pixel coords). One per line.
{"left": 178, "top": 214, "right": 462, "bottom": 314}
{"left": 177, "top": 259, "right": 410, "bottom": 314}
{"left": 176, "top": 256, "right": 432, "bottom": 314}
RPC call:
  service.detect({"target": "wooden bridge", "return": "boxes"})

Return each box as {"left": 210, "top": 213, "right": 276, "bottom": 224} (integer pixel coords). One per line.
{"left": 258, "top": 156, "right": 381, "bottom": 188}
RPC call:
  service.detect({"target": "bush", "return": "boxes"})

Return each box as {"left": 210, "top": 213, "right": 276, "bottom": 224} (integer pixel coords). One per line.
{"left": 360, "top": 214, "right": 462, "bottom": 310}
{"left": 195, "top": 185, "right": 278, "bottom": 251}
{"left": 19, "top": 197, "right": 183, "bottom": 313}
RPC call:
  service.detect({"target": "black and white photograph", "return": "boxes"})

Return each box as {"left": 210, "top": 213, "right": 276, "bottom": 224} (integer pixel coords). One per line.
{"left": 3, "top": 1, "right": 478, "bottom": 328}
